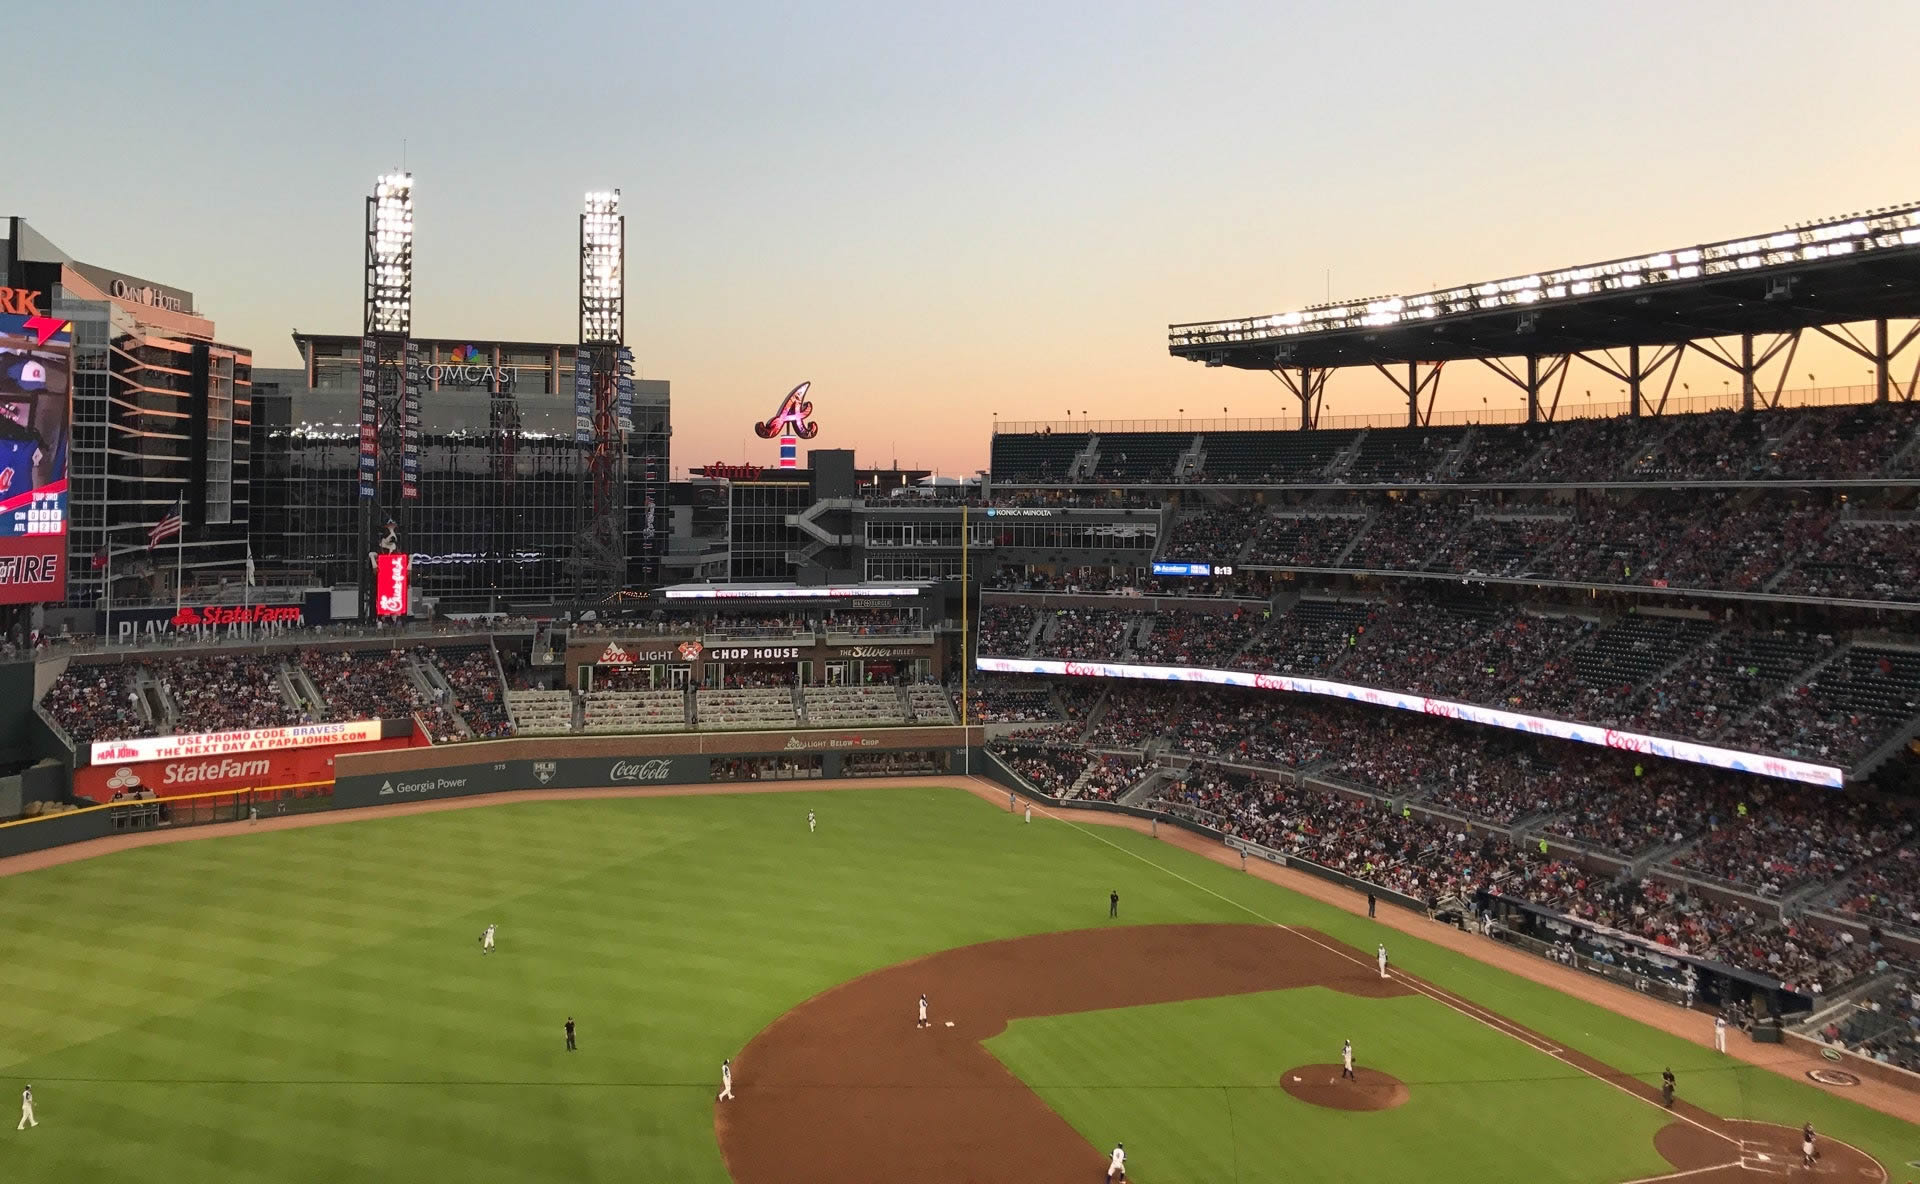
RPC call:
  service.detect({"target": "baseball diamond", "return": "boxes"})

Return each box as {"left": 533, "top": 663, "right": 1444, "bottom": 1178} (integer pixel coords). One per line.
{"left": 0, "top": 778, "right": 1910, "bottom": 1183}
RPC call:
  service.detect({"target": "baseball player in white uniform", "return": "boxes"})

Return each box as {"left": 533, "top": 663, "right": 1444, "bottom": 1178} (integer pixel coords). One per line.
{"left": 1107, "top": 1142, "right": 1125, "bottom": 1180}
{"left": 1341, "top": 1039, "right": 1355, "bottom": 1079}
{"left": 808, "top": 810, "right": 816, "bottom": 834}
{"left": 917, "top": 993, "right": 929, "bottom": 1028}
{"left": 1377, "top": 943, "right": 1389, "bottom": 979}
{"left": 717, "top": 1059, "right": 734, "bottom": 1101}
{"left": 16, "top": 1084, "right": 35, "bottom": 1130}
{"left": 1025, "top": 803, "right": 1032, "bottom": 824}
{"left": 1801, "top": 1123, "right": 1816, "bottom": 1167}
{"left": 1713, "top": 1014, "right": 1727, "bottom": 1052}
{"left": 481, "top": 924, "right": 496, "bottom": 954}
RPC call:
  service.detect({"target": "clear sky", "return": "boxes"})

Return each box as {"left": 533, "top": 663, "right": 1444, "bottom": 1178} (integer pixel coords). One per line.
{"left": 21, "top": 0, "right": 1920, "bottom": 474}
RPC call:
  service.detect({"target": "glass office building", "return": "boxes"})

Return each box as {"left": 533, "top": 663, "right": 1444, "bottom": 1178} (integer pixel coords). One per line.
{"left": 3, "top": 218, "right": 253, "bottom": 611}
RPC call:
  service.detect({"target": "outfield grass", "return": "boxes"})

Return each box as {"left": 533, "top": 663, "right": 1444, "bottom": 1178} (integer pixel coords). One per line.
{"left": 0, "top": 785, "right": 1911, "bottom": 1182}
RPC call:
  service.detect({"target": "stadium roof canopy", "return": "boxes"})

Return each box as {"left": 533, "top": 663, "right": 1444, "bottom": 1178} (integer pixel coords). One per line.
{"left": 1170, "top": 205, "right": 1920, "bottom": 370}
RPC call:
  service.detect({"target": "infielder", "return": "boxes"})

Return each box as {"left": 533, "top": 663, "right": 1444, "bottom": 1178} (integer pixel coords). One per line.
{"left": 1713, "top": 1014, "right": 1727, "bottom": 1052}
{"left": 16, "top": 1084, "right": 34, "bottom": 1130}
{"left": 808, "top": 810, "right": 816, "bottom": 834}
{"left": 1801, "top": 1123, "right": 1816, "bottom": 1167}
{"left": 1377, "top": 943, "right": 1389, "bottom": 979}
{"left": 917, "top": 993, "right": 929, "bottom": 1029}
{"left": 481, "top": 923, "right": 496, "bottom": 954}
{"left": 1107, "top": 1141, "right": 1125, "bottom": 1180}
{"left": 1341, "top": 1039, "right": 1355, "bottom": 1080}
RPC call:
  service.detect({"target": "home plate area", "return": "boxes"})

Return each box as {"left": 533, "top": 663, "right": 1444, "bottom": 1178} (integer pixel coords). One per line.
{"left": 1652, "top": 1119, "right": 1887, "bottom": 1184}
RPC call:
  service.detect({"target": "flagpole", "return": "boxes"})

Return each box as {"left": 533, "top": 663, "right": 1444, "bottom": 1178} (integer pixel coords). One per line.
{"left": 175, "top": 517, "right": 184, "bottom": 615}
{"left": 104, "top": 537, "right": 113, "bottom": 647}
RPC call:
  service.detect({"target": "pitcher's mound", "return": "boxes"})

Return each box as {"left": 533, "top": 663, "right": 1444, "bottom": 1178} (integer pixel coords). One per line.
{"left": 1280, "top": 1064, "right": 1409, "bottom": 1111}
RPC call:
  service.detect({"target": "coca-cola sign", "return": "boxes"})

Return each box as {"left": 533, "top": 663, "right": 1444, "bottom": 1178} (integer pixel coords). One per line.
{"left": 608, "top": 758, "right": 673, "bottom": 783}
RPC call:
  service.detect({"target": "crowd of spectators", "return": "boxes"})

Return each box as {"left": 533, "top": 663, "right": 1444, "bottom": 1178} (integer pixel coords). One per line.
{"left": 164, "top": 655, "right": 305, "bottom": 736}
{"left": 1077, "top": 754, "right": 1146, "bottom": 801}
{"left": 1134, "top": 607, "right": 1263, "bottom": 667}
{"left": 1162, "top": 503, "right": 1261, "bottom": 562}
{"left": 977, "top": 604, "right": 1036, "bottom": 655}
{"left": 966, "top": 676, "right": 1058, "bottom": 723}
{"left": 1671, "top": 784, "right": 1914, "bottom": 896}
{"left": 1146, "top": 492, "right": 1920, "bottom": 605}
{"left": 43, "top": 663, "right": 149, "bottom": 744}
{"left": 989, "top": 740, "right": 1089, "bottom": 796}
{"left": 991, "top": 402, "right": 1920, "bottom": 487}
{"left": 1831, "top": 847, "right": 1920, "bottom": 932}
{"left": 432, "top": 645, "right": 514, "bottom": 740}
{"left": 299, "top": 647, "right": 457, "bottom": 738}
{"left": 1036, "top": 608, "right": 1139, "bottom": 661}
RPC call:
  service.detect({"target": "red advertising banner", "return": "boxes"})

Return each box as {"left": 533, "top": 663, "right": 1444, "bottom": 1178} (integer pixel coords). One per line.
{"left": 73, "top": 735, "right": 413, "bottom": 803}
{"left": 376, "top": 552, "right": 409, "bottom": 616}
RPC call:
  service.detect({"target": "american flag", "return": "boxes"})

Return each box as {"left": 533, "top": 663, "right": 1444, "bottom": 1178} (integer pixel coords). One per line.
{"left": 148, "top": 498, "right": 183, "bottom": 549}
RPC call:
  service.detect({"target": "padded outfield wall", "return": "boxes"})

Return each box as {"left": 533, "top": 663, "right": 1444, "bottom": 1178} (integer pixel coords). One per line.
{"left": 0, "top": 726, "right": 982, "bottom": 858}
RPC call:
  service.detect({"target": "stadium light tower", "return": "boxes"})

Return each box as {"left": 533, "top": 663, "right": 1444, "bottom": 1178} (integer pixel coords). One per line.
{"left": 359, "top": 171, "right": 420, "bottom": 620}
{"left": 573, "top": 189, "right": 631, "bottom": 600}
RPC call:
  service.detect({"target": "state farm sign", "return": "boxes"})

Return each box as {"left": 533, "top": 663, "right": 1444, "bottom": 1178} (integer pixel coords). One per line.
{"left": 172, "top": 604, "right": 304, "bottom": 628}
{"left": 90, "top": 719, "right": 382, "bottom": 766}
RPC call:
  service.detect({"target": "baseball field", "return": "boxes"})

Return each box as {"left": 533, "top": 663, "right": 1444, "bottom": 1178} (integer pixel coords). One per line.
{"left": 0, "top": 780, "right": 1911, "bottom": 1182}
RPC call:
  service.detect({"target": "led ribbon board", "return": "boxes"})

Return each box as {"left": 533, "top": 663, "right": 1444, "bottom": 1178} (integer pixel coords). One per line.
{"left": 975, "top": 655, "right": 1844, "bottom": 788}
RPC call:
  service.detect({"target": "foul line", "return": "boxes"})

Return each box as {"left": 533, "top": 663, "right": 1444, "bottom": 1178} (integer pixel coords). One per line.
{"left": 1030, "top": 799, "right": 1739, "bottom": 1147}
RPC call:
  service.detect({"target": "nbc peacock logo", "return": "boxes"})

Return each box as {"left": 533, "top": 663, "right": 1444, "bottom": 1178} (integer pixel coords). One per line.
{"left": 449, "top": 345, "right": 482, "bottom": 364}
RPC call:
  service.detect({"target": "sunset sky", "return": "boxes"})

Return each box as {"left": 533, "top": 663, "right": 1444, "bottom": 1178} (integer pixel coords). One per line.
{"left": 20, "top": 0, "right": 1920, "bottom": 474}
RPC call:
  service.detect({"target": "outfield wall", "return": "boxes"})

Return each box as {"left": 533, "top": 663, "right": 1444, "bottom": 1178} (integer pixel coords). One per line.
{"left": 0, "top": 729, "right": 982, "bottom": 860}
{"left": 331, "top": 730, "right": 979, "bottom": 808}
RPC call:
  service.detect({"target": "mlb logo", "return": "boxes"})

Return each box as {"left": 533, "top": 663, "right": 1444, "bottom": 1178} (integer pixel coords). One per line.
{"left": 532, "top": 761, "right": 556, "bottom": 785}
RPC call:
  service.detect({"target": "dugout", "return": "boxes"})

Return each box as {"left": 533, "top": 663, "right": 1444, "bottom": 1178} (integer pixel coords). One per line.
{"left": 1484, "top": 894, "right": 1811, "bottom": 1020}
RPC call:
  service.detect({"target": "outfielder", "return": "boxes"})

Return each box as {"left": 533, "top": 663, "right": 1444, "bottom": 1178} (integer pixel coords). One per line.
{"left": 1341, "top": 1039, "right": 1355, "bottom": 1080}
{"left": 808, "top": 810, "right": 816, "bottom": 834}
{"left": 1378, "top": 943, "right": 1389, "bottom": 979}
{"left": 1107, "top": 1141, "right": 1126, "bottom": 1180}
{"left": 1025, "top": 804, "right": 1032, "bottom": 824}
{"left": 717, "top": 1059, "right": 734, "bottom": 1101}
{"left": 481, "top": 924, "right": 497, "bottom": 954}
{"left": 1713, "top": 1014, "right": 1727, "bottom": 1052}
{"left": 917, "top": 993, "right": 929, "bottom": 1029}
{"left": 16, "top": 1084, "right": 34, "bottom": 1130}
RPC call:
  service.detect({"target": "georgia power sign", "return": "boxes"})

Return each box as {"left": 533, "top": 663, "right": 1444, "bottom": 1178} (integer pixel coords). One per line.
{"left": 90, "top": 720, "right": 382, "bottom": 766}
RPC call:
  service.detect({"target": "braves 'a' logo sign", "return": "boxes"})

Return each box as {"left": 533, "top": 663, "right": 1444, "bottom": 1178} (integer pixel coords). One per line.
{"left": 753, "top": 382, "right": 819, "bottom": 440}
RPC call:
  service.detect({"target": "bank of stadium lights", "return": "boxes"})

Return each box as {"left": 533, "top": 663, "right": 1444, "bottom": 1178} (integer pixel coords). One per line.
{"left": 368, "top": 172, "right": 414, "bottom": 336}
{"left": 1169, "top": 203, "right": 1920, "bottom": 348}
{"left": 580, "top": 189, "right": 623, "bottom": 344}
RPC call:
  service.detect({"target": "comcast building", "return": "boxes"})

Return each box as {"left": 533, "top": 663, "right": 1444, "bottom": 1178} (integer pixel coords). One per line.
{"left": 250, "top": 333, "right": 671, "bottom": 609}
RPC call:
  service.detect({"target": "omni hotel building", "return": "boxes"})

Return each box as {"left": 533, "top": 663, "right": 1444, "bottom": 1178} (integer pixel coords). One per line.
{"left": 249, "top": 333, "right": 671, "bottom": 608}
{"left": 2, "top": 217, "right": 252, "bottom": 611}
